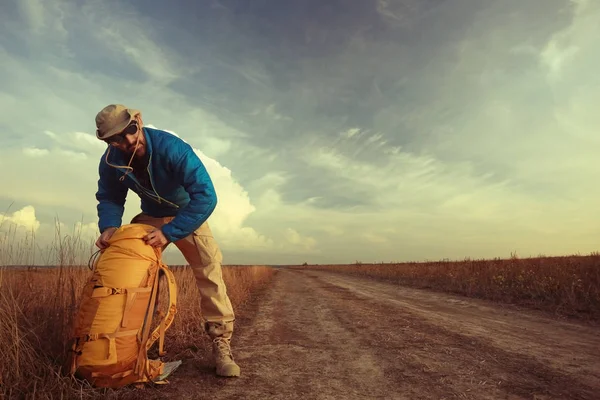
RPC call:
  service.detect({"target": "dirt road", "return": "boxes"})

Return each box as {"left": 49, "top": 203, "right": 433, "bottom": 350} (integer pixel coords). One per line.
{"left": 153, "top": 268, "right": 600, "bottom": 400}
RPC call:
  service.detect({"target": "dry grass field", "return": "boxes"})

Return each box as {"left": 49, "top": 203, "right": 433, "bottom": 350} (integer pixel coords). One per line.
{"left": 1, "top": 222, "right": 599, "bottom": 399}
{"left": 299, "top": 253, "right": 600, "bottom": 321}
{"left": 0, "top": 264, "right": 276, "bottom": 399}
{"left": 0, "top": 225, "right": 277, "bottom": 399}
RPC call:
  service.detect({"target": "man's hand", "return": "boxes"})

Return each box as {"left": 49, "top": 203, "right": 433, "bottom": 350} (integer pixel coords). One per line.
{"left": 96, "top": 227, "right": 118, "bottom": 250}
{"left": 144, "top": 228, "right": 169, "bottom": 248}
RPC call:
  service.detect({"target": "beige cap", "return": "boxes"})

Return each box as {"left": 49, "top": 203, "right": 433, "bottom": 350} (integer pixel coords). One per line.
{"left": 95, "top": 104, "right": 141, "bottom": 140}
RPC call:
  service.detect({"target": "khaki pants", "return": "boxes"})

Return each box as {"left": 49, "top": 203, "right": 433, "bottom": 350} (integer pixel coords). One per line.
{"left": 130, "top": 213, "right": 235, "bottom": 325}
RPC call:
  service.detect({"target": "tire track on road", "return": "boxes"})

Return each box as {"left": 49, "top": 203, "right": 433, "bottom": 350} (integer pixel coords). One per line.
{"left": 302, "top": 269, "right": 600, "bottom": 400}
{"left": 165, "top": 268, "right": 406, "bottom": 399}
{"left": 226, "top": 268, "right": 404, "bottom": 399}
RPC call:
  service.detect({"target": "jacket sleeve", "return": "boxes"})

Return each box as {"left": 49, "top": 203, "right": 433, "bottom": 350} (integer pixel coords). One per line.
{"left": 96, "top": 157, "right": 128, "bottom": 233}
{"left": 161, "top": 143, "right": 217, "bottom": 242}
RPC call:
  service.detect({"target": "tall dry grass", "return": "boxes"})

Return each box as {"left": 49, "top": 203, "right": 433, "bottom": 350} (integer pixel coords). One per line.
{"left": 302, "top": 254, "right": 600, "bottom": 320}
{"left": 0, "top": 222, "right": 276, "bottom": 399}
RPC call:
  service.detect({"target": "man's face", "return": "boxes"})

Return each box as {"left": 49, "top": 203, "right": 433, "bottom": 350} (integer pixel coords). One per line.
{"left": 106, "top": 116, "right": 146, "bottom": 158}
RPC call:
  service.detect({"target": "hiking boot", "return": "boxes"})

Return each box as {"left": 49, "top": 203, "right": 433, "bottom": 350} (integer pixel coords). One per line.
{"left": 212, "top": 337, "right": 240, "bottom": 377}
{"left": 205, "top": 321, "right": 241, "bottom": 377}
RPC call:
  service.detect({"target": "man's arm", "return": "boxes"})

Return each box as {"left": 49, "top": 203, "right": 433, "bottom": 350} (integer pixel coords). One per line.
{"left": 161, "top": 144, "right": 217, "bottom": 242}
{"left": 96, "top": 158, "right": 128, "bottom": 233}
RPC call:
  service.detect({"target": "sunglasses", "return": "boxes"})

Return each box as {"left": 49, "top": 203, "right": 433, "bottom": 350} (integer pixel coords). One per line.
{"left": 106, "top": 122, "right": 139, "bottom": 145}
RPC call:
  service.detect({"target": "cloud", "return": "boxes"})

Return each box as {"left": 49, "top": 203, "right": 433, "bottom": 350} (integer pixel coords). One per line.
{"left": 2, "top": 131, "right": 101, "bottom": 214}
{"left": 284, "top": 228, "right": 317, "bottom": 251}
{"left": 0, "top": 205, "right": 40, "bottom": 232}
{"left": 539, "top": 0, "right": 591, "bottom": 81}
{"left": 146, "top": 123, "right": 315, "bottom": 256}
{"left": 541, "top": 39, "right": 579, "bottom": 80}
{"left": 0, "top": 205, "right": 100, "bottom": 266}
{"left": 16, "top": 0, "right": 68, "bottom": 39}
{"left": 249, "top": 104, "right": 293, "bottom": 122}
{"left": 23, "top": 147, "right": 50, "bottom": 157}
{"left": 362, "top": 232, "right": 388, "bottom": 244}
{"left": 89, "top": 12, "right": 183, "bottom": 84}
{"left": 2, "top": 0, "right": 600, "bottom": 265}
{"left": 192, "top": 148, "right": 273, "bottom": 250}
{"left": 18, "top": 0, "right": 45, "bottom": 33}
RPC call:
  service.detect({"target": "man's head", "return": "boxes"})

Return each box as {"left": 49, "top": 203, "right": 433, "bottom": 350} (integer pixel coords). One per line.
{"left": 95, "top": 104, "right": 147, "bottom": 158}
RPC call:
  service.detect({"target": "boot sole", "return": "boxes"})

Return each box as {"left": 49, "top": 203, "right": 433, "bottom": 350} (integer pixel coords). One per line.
{"left": 216, "top": 366, "right": 241, "bottom": 377}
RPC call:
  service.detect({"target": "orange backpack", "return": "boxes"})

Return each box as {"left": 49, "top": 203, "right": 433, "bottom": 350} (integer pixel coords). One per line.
{"left": 66, "top": 223, "right": 179, "bottom": 388}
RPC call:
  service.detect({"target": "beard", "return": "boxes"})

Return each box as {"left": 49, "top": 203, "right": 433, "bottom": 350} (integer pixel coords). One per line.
{"left": 124, "top": 140, "right": 146, "bottom": 158}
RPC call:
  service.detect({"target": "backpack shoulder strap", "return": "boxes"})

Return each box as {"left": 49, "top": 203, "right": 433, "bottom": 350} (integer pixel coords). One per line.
{"left": 146, "top": 262, "right": 178, "bottom": 356}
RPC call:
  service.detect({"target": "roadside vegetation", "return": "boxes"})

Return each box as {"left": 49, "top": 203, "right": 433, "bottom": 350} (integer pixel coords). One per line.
{"left": 301, "top": 253, "right": 600, "bottom": 321}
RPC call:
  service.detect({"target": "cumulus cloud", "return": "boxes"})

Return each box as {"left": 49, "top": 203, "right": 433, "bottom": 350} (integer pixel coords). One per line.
{"left": 284, "top": 228, "right": 317, "bottom": 251}
{"left": 0, "top": 205, "right": 41, "bottom": 232}
{"left": 145, "top": 123, "right": 315, "bottom": 255}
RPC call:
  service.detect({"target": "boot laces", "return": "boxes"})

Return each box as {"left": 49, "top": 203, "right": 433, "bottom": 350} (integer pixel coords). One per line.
{"left": 213, "top": 337, "right": 233, "bottom": 359}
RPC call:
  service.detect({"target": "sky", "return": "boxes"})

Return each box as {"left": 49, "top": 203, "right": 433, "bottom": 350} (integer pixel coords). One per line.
{"left": 1, "top": 0, "right": 599, "bottom": 266}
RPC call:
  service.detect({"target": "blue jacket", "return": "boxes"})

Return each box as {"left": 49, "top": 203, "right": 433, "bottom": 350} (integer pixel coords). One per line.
{"left": 95, "top": 127, "right": 217, "bottom": 242}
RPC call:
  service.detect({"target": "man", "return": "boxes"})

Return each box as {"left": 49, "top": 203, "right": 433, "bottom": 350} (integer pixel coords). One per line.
{"left": 93, "top": 103, "right": 240, "bottom": 377}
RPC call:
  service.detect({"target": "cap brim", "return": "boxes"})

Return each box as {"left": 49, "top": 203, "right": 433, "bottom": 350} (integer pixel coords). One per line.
{"left": 96, "top": 108, "right": 140, "bottom": 140}
{"left": 97, "top": 123, "right": 128, "bottom": 140}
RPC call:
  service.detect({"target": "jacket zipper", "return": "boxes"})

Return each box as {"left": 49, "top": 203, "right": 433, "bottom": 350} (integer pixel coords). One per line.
{"left": 146, "top": 153, "right": 180, "bottom": 209}
{"left": 106, "top": 138, "right": 180, "bottom": 209}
